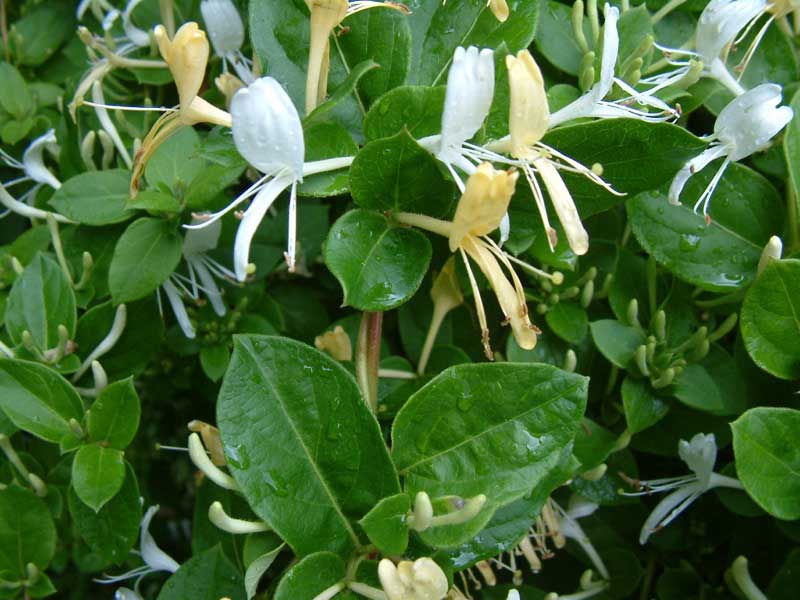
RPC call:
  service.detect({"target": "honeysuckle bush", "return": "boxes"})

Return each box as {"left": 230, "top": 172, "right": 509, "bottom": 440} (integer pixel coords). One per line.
{"left": 2, "top": 0, "right": 800, "bottom": 598}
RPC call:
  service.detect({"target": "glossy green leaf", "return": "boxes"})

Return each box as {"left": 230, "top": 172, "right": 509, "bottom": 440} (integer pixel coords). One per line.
{"left": 544, "top": 120, "right": 706, "bottom": 218}
{"left": 0, "top": 486, "right": 56, "bottom": 579}
{"left": 358, "top": 493, "right": 410, "bottom": 555}
{"left": 5, "top": 253, "right": 76, "bottom": 349}
{"left": 392, "top": 363, "right": 587, "bottom": 545}
{"left": 364, "top": 85, "right": 446, "bottom": 141}
{"left": 545, "top": 302, "right": 588, "bottom": 344}
{"left": 298, "top": 121, "right": 358, "bottom": 198}
{"left": 109, "top": 218, "right": 183, "bottom": 304}
{"left": 49, "top": 169, "right": 135, "bottom": 226}
{"left": 589, "top": 320, "right": 646, "bottom": 370}
{"left": 157, "top": 546, "right": 244, "bottom": 600}
{"left": 671, "top": 346, "right": 748, "bottom": 416}
{"left": 325, "top": 209, "right": 432, "bottom": 311}
{"left": 0, "top": 63, "right": 32, "bottom": 119}
{"left": 87, "top": 377, "right": 140, "bottom": 449}
{"left": 621, "top": 377, "right": 670, "bottom": 434}
{"left": 72, "top": 444, "right": 126, "bottom": 512}
{"left": 274, "top": 552, "right": 345, "bottom": 600}
{"left": 406, "top": 0, "right": 539, "bottom": 86}
{"left": 200, "top": 345, "right": 230, "bottom": 383}
{"left": 627, "top": 163, "right": 783, "bottom": 291}
{"left": 732, "top": 407, "right": 800, "bottom": 520}
{"left": 534, "top": 0, "right": 591, "bottom": 75}
{"left": 350, "top": 130, "right": 455, "bottom": 217}
{"left": 784, "top": 88, "right": 800, "bottom": 219}
{"left": 741, "top": 259, "right": 800, "bottom": 379}
{"left": 67, "top": 463, "right": 141, "bottom": 565}
{"left": 145, "top": 127, "right": 205, "bottom": 193}
{"left": 217, "top": 335, "right": 400, "bottom": 558}
{"left": 0, "top": 359, "right": 83, "bottom": 443}
{"left": 245, "top": 542, "right": 284, "bottom": 600}
{"left": 572, "top": 418, "right": 617, "bottom": 472}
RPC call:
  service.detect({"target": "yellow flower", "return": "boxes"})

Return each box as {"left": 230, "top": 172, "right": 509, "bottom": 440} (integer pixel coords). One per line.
{"left": 396, "top": 164, "right": 545, "bottom": 359}
{"left": 378, "top": 558, "right": 449, "bottom": 600}
{"left": 504, "top": 50, "right": 600, "bottom": 256}
{"left": 488, "top": 0, "right": 510, "bottom": 22}
{"left": 131, "top": 22, "right": 232, "bottom": 196}
{"left": 305, "top": 0, "right": 409, "bottom": 114}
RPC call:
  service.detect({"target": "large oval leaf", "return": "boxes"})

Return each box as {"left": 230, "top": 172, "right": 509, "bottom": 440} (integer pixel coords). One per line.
{"left": 5, "top": 253, "right": 76, "bottom": 349}
{"left": 49, "top": 169, "right": 135, "bottom": 225}
{"left": 544, "top": 120, "right": 706, "bottom": 218}
{"left": 0, "top": 358, "right": 83, "bottom": 443}
{"left": 0, "top": 486, "right": 56, "bottom": 579}
{"left": 325, "top": 209, "right": 432, "bottom": 311}
{"left": 274, "top": 552, "right": 346, "bottom": 600}
{"left": 217, "top": 335, "right": 400, "bottom": 558}
{"left": 391, "top": 363, "right": 587, "bottom": 545}
{"left": 72, "top": 443, "right": 126, "bottom": 512}
{"left": 628, "top": 163, "right": 783, "bottom": 292}
{"left": 732, "top": 407, "right": 800, "bottom": 520}
{"left": 741, "top": 259, "right": 800, "bottom": 379}
{"left": 349, "top": 130, "right": 456, "bottom": 217}
{"left": 157, "top": 546, "right": 244, "bottom": 600}
{"left": 109, "top": 217, "right": 183, "bottom": 304}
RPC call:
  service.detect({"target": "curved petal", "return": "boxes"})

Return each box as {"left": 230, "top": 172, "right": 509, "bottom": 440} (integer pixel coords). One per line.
{"left": 22, "top": 130, "right": 62, "bottom": 189}
{"left": 139, "top": 506, "right": 181, "bottom": 573}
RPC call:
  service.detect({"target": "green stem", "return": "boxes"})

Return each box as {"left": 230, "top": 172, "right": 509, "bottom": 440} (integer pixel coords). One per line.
{"left": 787, "top": 185, "right": 799, "bottom": 253}
{"left": 651, "top": 0, "right": 688, "bottom": 24}
{"left": 356, "top": 312, "right": 382, "bottom": 413}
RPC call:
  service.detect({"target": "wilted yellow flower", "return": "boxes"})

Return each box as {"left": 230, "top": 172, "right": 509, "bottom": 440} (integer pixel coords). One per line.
{"left": 215, "top": 72, "right": 245, "bottom": 108}
{"left": 314, "top": 325, "right": 353, "bottom": 361}
{"left": 187, "top": 420, "right": 226, "bottom": 466}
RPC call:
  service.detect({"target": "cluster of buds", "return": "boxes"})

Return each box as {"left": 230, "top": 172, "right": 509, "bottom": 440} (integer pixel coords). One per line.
{"left": 625, "top": 298, "right": 738, "bottom": 390}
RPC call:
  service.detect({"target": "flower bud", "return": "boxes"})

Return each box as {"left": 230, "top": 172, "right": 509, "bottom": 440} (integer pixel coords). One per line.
{"left": 379, "top": 558, "right": 449, "bottom": 600}
{"left": 757, "top": 235, "right": 782, "bottom": 274}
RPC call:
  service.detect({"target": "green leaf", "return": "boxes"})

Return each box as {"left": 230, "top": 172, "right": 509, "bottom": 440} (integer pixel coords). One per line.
{"left": 5, "top": 253, "right": 76, "bottom": 349}
{"left": 364, "top": 84, "right": 446, "bottom": 141}
{"left": 298, "top": 121, "right": 358, "bottom": 198}
{"left": 336, "top": 9, "right": 411, "bottom": 107}
{"left": 67, "top": 462, "right": 141, "bottom": 565}
{"left": 0, "top": 359, "right": 83, "bottom": 443}
{"left": 671, "top": 346, "right": 748, "bottom": 416}
{"left": 274, "top": 552, "right": 346, "bottom": 600}
{"left": 325, "top": 209, "right": 432, "bottom": 311}
{"left": 740, "top": 259, "right": 800, "bottom": 379}
{"left": 157, "top": 546, "right": 244, "bottom": 600}
{"left": 0, "top": 62, "right": 33, "bottom": 119}
{"left": 128, "top": 190, "right": 181, "bottom": 214}
{"left": 358, "top": 493, "right": 410, "bottom": 555}
{"left": 245, "top": 543, "right": 284, "bottom": 600}
{"left": 145, "top": 127, "right": 205, "bottom": 193}
{"left": 784, "top": 88, "right": 800, "bottom": 219}
{"left": 572, "top": 418, "right": 617, "bottom": 472}
{"left": 732, "top": 407, "right": 800, "bottom": 520}
{"left": 392, "top": 363, "right": 587, "bottom": 545}
{"left": 87, "top": 377, "right": 140, "bottom": 449}
{"left": 72, "top": 444, "right": 126, "bottom": 512}
{"left": 0, "top": 486, "right": 56, "bottom": 579}
{"left": 200, "top": 345, "right": 231, "bottom": 383}
{"left": 75, "top": 298, "right": 164, "bottom": 380}
{"left": 109, "top": 218, "right": 183, "bottom": 303}
{"left": 534, "top": 0, "right": 591, "bottom": 75}
{"left": 407, "top": 0, "right": 540, "bottom": 86}
{"left": 589, "top": 320, "right": 646, "bottom": 370}
{"left": 49, "top": 169, "right": 135, "bottom": 226}
{"left": 543, "top": 120, "right": 706, "bottom": 218}
{"left": 627, "top": 164, "right": 783, "bottom": 291}
{"left": 545, "top": 302, "right": 588, "bottom": 344}
{"left": 9, "top": 2, "right": 74, "bottom": 66}
{"left": 305, "top": 59, "right": 380, "bottom": 125}
{"left": 217, "top": 335, "right": 400, "bottom": 558}
{"left": 621, "top": 377, "right": 670, "bottom": 434}
{"left": 349, "top": 130, "right": 456, "bottom": 217}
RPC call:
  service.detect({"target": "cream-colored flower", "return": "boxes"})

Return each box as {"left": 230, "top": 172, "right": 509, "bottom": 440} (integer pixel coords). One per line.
{"left": 305, "top": 0, "right": 409, "bottom": 114}
{"left": 379, "top": 558, "right": 449, "bottom": 600}
{"left": 397, "top": 164, "right": 544, "bottom": 358}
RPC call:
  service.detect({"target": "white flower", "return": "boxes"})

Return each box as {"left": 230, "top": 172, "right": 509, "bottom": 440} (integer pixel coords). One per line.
{"left": 97, "top": 505, "right": 180, "bottom": 590}
{"left": 378, "top": 557, "right": 449, "bottom": 600}
{"left": 624, "top": 433, "right": 745, "bottom": 544}
{"left": 187, "top": 76, "right": 305, "bottom": 281}
{"left": 0, "top": 130, "right": 69, "bottom": 221}
{"left": 506, "top": 591, "right": 521, "bottom": 600}
{"left": 554, "top": 496, "right": 609, "bottom": 580}
{"left": 549, "top": 4, "right": 678, "bottom": 128}
{"left": 436, "top": 46, "right": 496, "bottom": 188}
{"left": 159, "top": 221, "right": 235, "bottom": 339}
{"left": 114, "top": 588, "right": 143, "bottom": 600}
{"left": 200, "top": 0, "right": 254, "bottom": 83}
{"left": 669, "top": 83, "right": 793, "bottom": 214}
{"left": 644, "top": 0, "right": 769, "bottom": 96}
